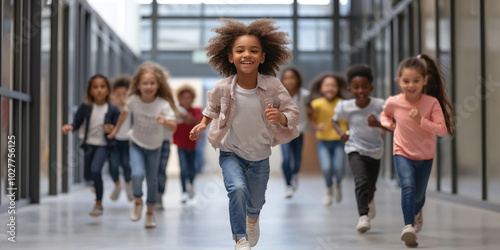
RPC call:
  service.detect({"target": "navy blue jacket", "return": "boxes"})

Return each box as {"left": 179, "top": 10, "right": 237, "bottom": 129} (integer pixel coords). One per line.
{"left": 71, "top": 103, "right": 121, "bottom": 149}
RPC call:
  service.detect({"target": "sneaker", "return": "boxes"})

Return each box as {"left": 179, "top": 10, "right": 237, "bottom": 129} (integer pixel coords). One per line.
{"left": 285, "top": 186, "right": 294, "bottom": 199}
{"left": 155, "top": 194, "right": 164, "bottom": 210}
{"left": 187, "top": 182, "right": 195, "bottom": 199}
{"left": 291, "top": 174, "right": 298, "bottom": 191}
{"left": 125, "top": 182, "right": 134, "bottom": 202}
{"left": 235, "top": 237, "right": 251, "bottom": 250}
{"left": 181, "top": 192, "right": 189, "bottom": 204}
{"left": 130, "top": 202, "right": 143, "bottom": 222}
{"left": 89, "top": 205, "right": 103, "bottom": 217}
{"left": 246, "top": 216, "right": 260, "bottom": 247}
{"left": 414, "top": 211, "right": 423, "bottom": 233}
{"left": 401, "top": 224, "right": 418, "bottom": 247}
{"left": 145, "top": 213, "right": 156, "bottom": 228}
{"left": 110, "top": 185, "right": 121, "bottom": 201}
{"left": 368, "top": 200, "right": 376, "bottom": 220}
{"left": 356, "top": 215, "right": 371, "bottom": 233}
{"left": 323, "top": 186, "right": 334, "bottom": 206}
{"left": 335, "top": 183, "right": 342, "bottom": 203}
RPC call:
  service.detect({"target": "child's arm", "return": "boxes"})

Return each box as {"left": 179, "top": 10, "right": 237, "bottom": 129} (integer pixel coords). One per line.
{"left": 380, "top": 99, "right": 396, "bottom": 131}
{"left": 411, "top": 102, "right": 447, "bottom": 136}
{"left": 331, "top": 120, "right": 349, "bottom": 142}
{"left": 62, "top": 103, "right": 85, "bottom": 134}
{"left": 189, "top": 116, "right": 212, "bottom": 141}
{"left": 306, "top": 103, "right": 324, "bottom": 131}
{"left": 367, "top": 114, "right": 391, "bottom": 131}
{"left": 157, "top": 115, "right": 177, "bottom": 132}
{"left": 265, "top": 104, "right": 289, "bottom": 126}
{"left": 107, "top": 111, "right": 128, "bottom": 139}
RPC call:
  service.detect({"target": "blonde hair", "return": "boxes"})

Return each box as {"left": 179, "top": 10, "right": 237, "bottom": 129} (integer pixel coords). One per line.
{"left": 130, "top": 61, "right": 179, "bottom": 116}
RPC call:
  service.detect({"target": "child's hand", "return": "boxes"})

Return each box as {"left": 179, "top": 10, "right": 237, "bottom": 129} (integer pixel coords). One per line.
{"left": 265, "top": 104, "right": 287, "bottom": 125}
{"left": 340, "top": 130, "right": 350, "bottom": 142}
{"left": 61, "top": 124, "right": 73, "bottom": 135}
{"left": 367, "top": 114, "right": 379, "bottom": 127}
{"left": 156, "top": 115, "right": 165, "bottom": 125}
{"left": 107, "top": 130, "right": 116, "bottom": 139}
{"left": 315, "top": 122, "right": 325, "bottom": 131}
{"left": 103, "top": 124, "right": 114, "bottom": 134}
{"left": 409, "top": 107, "right": 422, "bottom": 124}
{"left": 189, "top": 123, "right": 206, "bottom": 141}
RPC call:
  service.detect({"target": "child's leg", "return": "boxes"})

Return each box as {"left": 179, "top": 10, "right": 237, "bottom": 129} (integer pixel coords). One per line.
{"left": 332, "top": 141, "right": 346, "bottom": 184}
{"left": 280, "top": 142, "right": 293, "bottom": 186}
{"left": 109, "top": 147, "right": 120, "bottom": 183}
{"left": 186, "top": 149, "right": 196, "bottom": 184}
{"left": 291, "top": 134, "right": 304, "bottom": 176}
{"left": 157, "top": 141, "right": 170, "bottom": 195}
{"left": 219, "top": 151, "right": 249, "bottom": 241}
{"left": 83, "top": 146, "right": 95, "bottom": 182}
{"left": 394, "top": 155, "right": 416, "bottom": 226}
{"left": 144, "top": 147, "right": 161, "bottom": 207}
{"left": 317, "top": 141, "right": 334, "bottom": 187}
{"left": 130, "top": 142, "right": 146, "bottom": 200}
{"left": 178, "top": 148, "right": 189, "bottom": 193}
{"left": 90, "top": 146, "right": 109, "bottom": 202}
{"left": 348, "top": 152, "right": 371, "bottom": 216}
{"left": 118, "top": 140, "right": 132, "bottom": 183}
{"left": 245, "top": 158, "right": 270, "bottom": 219}
{"left": 414, "top": 159, "right": 433, "bottom": 214}
{"left": 366, "top": 156, "right": 381, "bottom": 203}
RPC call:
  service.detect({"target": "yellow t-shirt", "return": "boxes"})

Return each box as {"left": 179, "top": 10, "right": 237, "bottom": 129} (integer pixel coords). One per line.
{"left": 311, "top": 97, "right": 348, "bottom": 140}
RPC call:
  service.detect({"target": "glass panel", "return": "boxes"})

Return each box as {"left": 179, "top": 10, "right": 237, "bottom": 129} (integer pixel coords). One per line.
{"left": 0, "top": 97, "right": 12, "bottom": 206}
{"left": 158, "top": 4, "right": 202, "bottom": 16}
{"left": 158, "top": 19, "right": 202, "bottom": 50}
{"left": 203, "top": 4, "right": 292, "bottom": 17}
{"left": 420, "top": 0, "right": 436, "bottom": 56}
{"left": 1, "top": 0, "right": 14, "bottom": 89}
{"left": 298, "top": 0, "right": 333, "bottom": 17}
{"left": 455, "top": 0, "right": 482, "bottom": 200}
{"left": 298, "top": 19, "right": 333, "bottom": 51}
{"left": 141, "top": 19, "right": 152, "bottom": 51}
{"left": 485, "top": 0, "right": 500, "bottom": 204}
{"left": 339, "top": 0, "right": 351, "bottom": 16}
{"left": 296, "top": 52, "right": 333, "bottom": 87}
{"left": 139, "top": 4, "right": 152, "bottom": 16}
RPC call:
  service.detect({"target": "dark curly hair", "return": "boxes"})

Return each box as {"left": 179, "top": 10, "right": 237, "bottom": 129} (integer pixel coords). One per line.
{"left": 346, "top": 64, "right": 373, "bottom": 85}
{"left": 205, "top": 18, "right": 292, "bottom": 77}
{"left": 112, "top": 74, "right": 131, "bottom": 90}
{"left": 308, "top": 72, "right": 349, "bottom": 101}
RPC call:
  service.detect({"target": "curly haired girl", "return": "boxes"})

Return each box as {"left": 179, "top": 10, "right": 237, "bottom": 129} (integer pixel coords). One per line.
{"left": 189, "top": 18, "right": 299, "bottom": 250}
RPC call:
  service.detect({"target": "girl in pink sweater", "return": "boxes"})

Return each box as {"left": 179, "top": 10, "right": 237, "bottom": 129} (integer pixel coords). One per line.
{"left": 381, "top": 54, "right": 455, "bottom": 247}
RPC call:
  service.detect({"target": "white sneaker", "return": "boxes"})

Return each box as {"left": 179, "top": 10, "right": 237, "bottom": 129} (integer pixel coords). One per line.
{"left": 110, "top": 185, "right": 121, "bottom": 201}
{"left": 89, "top": 205, "right": 103, "bottom": 217}
{"left": 246, "top": 216, "right": 260, "bottom": 247}
{"left": 285, "top": 186, "right": 294, "bottom": 199}
{"left": 368, "top": 200, "right": 376, "bottom": 220}
{"left": 155, "top": 194, "right": 164, "bottom": 210}
{"left": 125, "top": 182, "right": 134, "bottom": 202}
{"left": 323, "top": 186, "right": 334, "bottom": 206}
{"left": 145, "top": 213, "right": 156, "bottom": 228}
{"left": 235, "top": 237, "right": 251, "bottom": 250}
{"left": 181, "top": 192, "right": 189, "bottom": 204}
{"left": 130, "top": 203, "right": 143, "bottom": 222}
{"left": 187, "top": 182, "right": 195, "bottom": 199}
{"left": 335, "top": 183, "right": 342, "bottom": 203}
{"left": 356, "top": 215, "right": 371, "bottom": 233}
{"left": 401, "top": 224, "right": 418, "bottom": 247}
{"left": 291, "top": 174, "right": 298, "bottom": 191}
{"left": 414, "top": 211, "right": 423, "bottom": 233}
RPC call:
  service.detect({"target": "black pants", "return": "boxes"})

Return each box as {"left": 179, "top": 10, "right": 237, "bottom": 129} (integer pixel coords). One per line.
{"left": 348, "top": 152, "right": 380, "bottom": 216}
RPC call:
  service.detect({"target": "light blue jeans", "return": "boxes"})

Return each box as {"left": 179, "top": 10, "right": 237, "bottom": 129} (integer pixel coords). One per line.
{"left": 130, "top": 142, "right": 161, "bottom": 206}
{"left": 394, "top": 155, "right": 433, "bottom": 226}
{"left": 317, "top": 140, "right": 346, "bottom": 187}
{"left": 219, "top": 151, "right": 270, "bottom": 241}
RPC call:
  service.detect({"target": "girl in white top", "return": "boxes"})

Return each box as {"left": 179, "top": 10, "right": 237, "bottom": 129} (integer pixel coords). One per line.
{"left": 108, "top": 62, "right": 178, "bottom": 229}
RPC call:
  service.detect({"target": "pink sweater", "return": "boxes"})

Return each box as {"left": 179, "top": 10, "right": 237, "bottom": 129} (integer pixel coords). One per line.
{"left": 381, "top": 93, "right": 447, "bottom": 160}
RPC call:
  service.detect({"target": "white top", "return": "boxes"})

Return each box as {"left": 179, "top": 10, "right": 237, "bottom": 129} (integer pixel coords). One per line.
{"left": 124, "top": 95, "right": 176, "bottom": 150}
{"left": 219, "top": 84, "right": 272, "bottom": 161}
{"left": 115, "top": 115, "right": 131, "bottom": 141}
{"left": 86, "top": 103, "right": 109, "bottom": 146}
{"left": 333, "top": 98, "right": 385, "bottom": 159}
{"left": 292, "top": 88, "right": 313, "bottom": 134}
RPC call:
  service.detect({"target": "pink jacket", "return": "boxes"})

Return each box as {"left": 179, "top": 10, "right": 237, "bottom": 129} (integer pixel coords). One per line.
{"left": 203, "top": 73, "right": 300, "bottom": 149}
{"left": 381, "top": 93, "right": 447, "bottom": 160}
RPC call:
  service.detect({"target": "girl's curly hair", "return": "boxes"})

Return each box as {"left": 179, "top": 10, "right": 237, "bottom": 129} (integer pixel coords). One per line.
{"left": 205, "top": 18, "right": 292, "bottom": 77}
{"left": 308, "top": 72, "right": 349, "bottom": 101}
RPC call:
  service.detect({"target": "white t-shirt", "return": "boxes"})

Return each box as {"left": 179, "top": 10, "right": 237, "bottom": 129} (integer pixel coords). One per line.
{"left": 333, "top": 98, "right": 385, "bottom": 159}
{"left": 219, "top": 84, "right": 272, "bottom": 161}
{"left": 115, "top": 115, "right": 131, "bottom": 141}
{"left": 86, "top": 103, "right": 109, "bottom": 146}
{"left": 124, "top": 95, "right": 176, "bottom": 150}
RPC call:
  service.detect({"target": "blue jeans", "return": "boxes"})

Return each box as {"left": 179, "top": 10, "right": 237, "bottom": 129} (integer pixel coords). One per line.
{"left": 178, "top": 147, "right": 196, "bottom": 193}
{"left": 129, "top": 142, "right": 161, "bottom": 206}
{"left": 317, "top": 140, "right": 346, "bottom": 187}
{"left": 394, "top": 155, "right": 433, "bottom": 226}
{"left": 157, "top": 141, "right": 170, "bottom": 195}
{"left": 109, "top": 140, "right": 131, "bottom": 182}
{"left": 84, "top": 145, "right": 109, "bottom": 201}
{"left": 281, "top": 134, "right": 303, "bottom": 186}
{"left": 219, "top": 151, "right": 270, "bottom": 241}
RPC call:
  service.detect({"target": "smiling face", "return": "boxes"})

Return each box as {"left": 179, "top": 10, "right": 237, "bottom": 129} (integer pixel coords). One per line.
{"left": 320, "top": 76, "right": 339, "bottom": 102}
{"left": 349, "top": 76, "right": 373, "bottom": 107}
{"left": 398, "top": 68, "right": 428, "bottom": 102}
{"left": 138, "top": 72, "right": 159, "bottom": 102}
{"left": 89, "top": 77, "right": 109, "bottom": 104}
{"left": 228, "top": 35, "right": 266, "bottom": 76}
{"left": 281, "top": 70, "right": 300, "bottom": 95}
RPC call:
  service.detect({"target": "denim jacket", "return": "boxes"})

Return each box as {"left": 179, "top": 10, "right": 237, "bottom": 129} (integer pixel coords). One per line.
{"left": 202, "top": 73, "right": 300, "bottom": 149}
{"left": 71, "top": 103, "right": 120, "bottom": 149}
